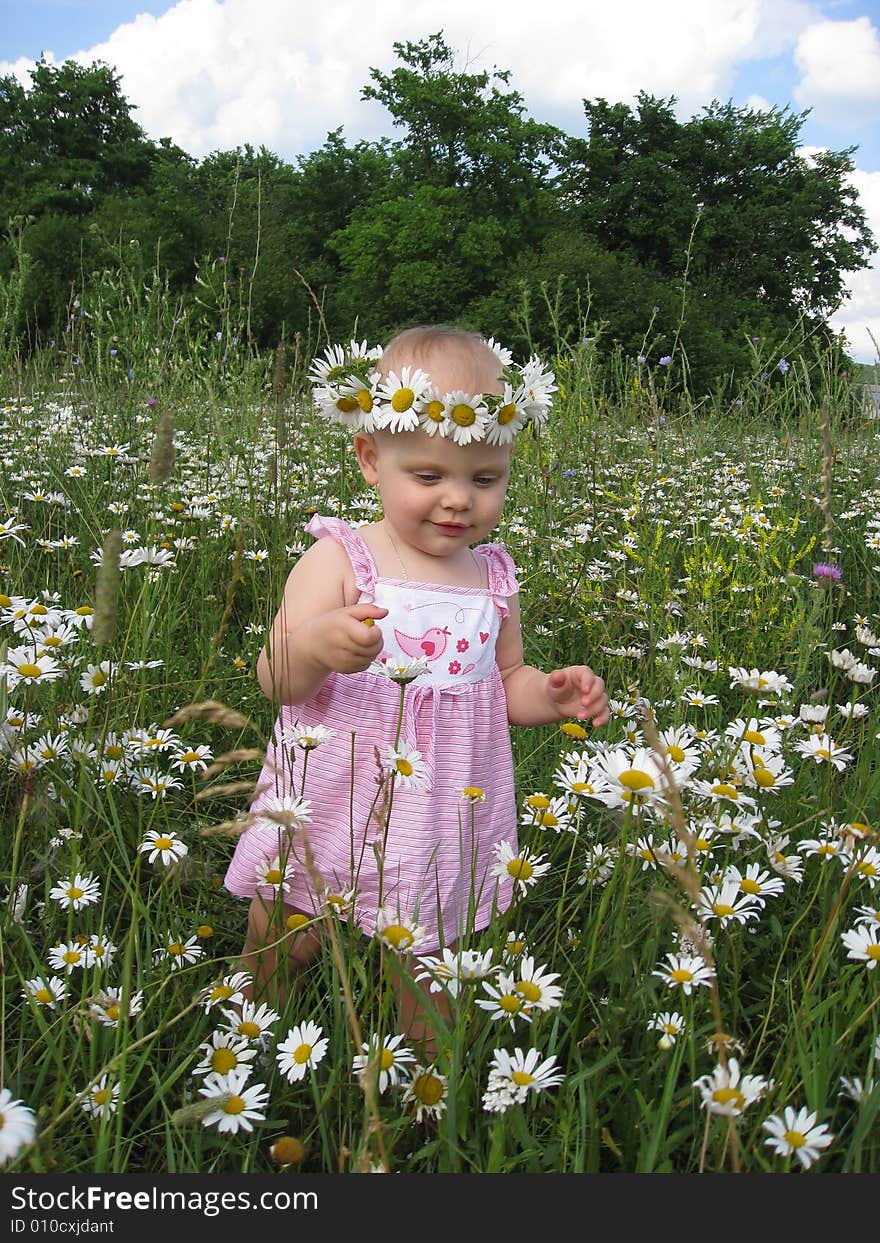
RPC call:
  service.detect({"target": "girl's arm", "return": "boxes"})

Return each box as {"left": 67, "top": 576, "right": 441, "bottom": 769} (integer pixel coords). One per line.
{"left": 496, "top": 593, "right": 609, "bottom": 728}
{"left": 257, "top": 539, "right": 387, "bottom": 706}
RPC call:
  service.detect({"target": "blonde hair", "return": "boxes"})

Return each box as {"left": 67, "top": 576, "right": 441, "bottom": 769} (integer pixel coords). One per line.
{"left": 378, "top": 325, "right": 504, "bottom": 396}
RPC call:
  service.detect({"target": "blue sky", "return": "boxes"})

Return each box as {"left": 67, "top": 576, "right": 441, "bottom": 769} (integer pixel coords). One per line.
{"left": 2, "top": 1, "right": 879, "bottom": 360}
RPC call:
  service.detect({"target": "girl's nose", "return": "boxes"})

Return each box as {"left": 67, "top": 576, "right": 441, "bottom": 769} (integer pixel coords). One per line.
{"left": 442, "top": 482, "right": 471, "bottom": 511}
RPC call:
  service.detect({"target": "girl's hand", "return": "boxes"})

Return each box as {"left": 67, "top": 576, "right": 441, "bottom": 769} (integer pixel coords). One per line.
{"left": 546, "top": 666, "right": 609, "bottom": 726}
{"left": 317, "top": 603, "right": 388, "bottom": 674}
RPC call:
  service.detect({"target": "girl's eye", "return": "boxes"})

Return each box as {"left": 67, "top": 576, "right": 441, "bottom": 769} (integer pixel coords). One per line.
{"left": 415, "top": 474, "right": 439, "bottom": 483}
{"left": 475, "top": 477, "right": 497, "bottom": 486}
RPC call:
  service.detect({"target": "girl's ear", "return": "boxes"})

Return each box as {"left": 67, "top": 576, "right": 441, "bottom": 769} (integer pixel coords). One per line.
{"left": 354, "top": 433, "right": 379, "bottom": 485}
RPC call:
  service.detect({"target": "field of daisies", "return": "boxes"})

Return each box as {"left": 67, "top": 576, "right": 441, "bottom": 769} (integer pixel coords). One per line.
{"left": 1, "top": 311, "right": 879, "bottom": 1175}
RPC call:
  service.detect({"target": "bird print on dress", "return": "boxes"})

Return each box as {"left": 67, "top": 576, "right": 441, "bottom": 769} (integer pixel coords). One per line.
{"left": 393, "top": 624, "right": 451, "bottom": 661}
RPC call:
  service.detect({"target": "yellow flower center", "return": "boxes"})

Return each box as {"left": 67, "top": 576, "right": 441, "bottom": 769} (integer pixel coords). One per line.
{"left": 167, "top": 943, "right": 185, "bottom": 956}
{"left": 335, "top": 395, "right": 358, "bottom": 413}
{"left": 154, "top": 836, "right": 173, "bottom": 850}
{"left": 34, "top": 988, "right": 53, "bottom": 1004}
{"left": 740, "top": 878, "right": 761, "bottom": 895}
{"left": 516, "top": 980, "right": 542, "bottom": 1003}
{"left": 381, "top": 924, "right": 414, "bottom": 950}
{"left": 500, "top": 994, "right": 522, "bottom": 1013}
{"left": 815, "top": 748, "right": 831, "bottom": 760}
{"left": 856, "top": 861, "right": 878, "bottom": 877}
{"left": 356, "top": 388, "right": 373, "bottom": 413}
{"left": 511, "top": 1070, "right": 534, "bottom": 1087}
{"left": 412, "top": 1073, "right": 443, "bottom": 1105}
{"left": 536, "top": 811, "right": 559, "bottom": 828}
{"left": 784, "top": 1130, "right": 806, "bottom": 1149}
{"left": 264, "top": 868, "right": 283, "bottom": 886}
{"left": 287, "top": 914, "right": 311, "bottom": 933}
{"left": 180, "top": 751, "right": 201, "bottom": 764}
{"left": 106, "top": 1005, "right": 120, "bottom": 1021}
{"left": 395, "top": 758, "right": 414, "bottom": 777}
{"left": 238, "top": 1021, "right": 261, "bottom": 1039}
{"left": 507, "top": 858, "right": 533, "bottom": 881}
{"left": 425, "top": 399, "right": 445, "bottom": 423}
{"left": 17, "top": 663, "right": 42, "bottom": 678}
{"left": 211, "top": 1048, "right": 238, "bottom": 1074}
{"left": 62, "top": 950, "right": 81, "bottom": 965}
{"left": 210, "top": 985, "right": 233, "bottom": 1002}
{"left": 506, "top": 939, "right": 525, "bottom": 955}
{"left": 712, "top": 783, "right": 739, "bottom": 798}
{"left": 526, "top": 794, "right": 550, "bottom": 809}
{"left": 223, "top": 1095, "right": 246, "bottom": 1115}
{"left": 561, "top": 722, "right": 587, "bottom": 739}
{"left": 670, "top": 968, "right": 693, "bottom": 983}
{"left": 743, "top": 729, "right": 766, "bottom": 745}
{"left": 867, "top": 945, "right": 880, "bottom": 962}
{"left": 713, "top": 903, "right": 736, "bottom": 917}
{"left": 712, "top": 1087, "right": 745, "bottom": 1108}
{"left": 93, "top": 1089, "right": 110, "bottom": 1106}
{"left": 391, "top": 387, "right": 415, "bottom": 412}
{"left": 451, "top": 402, "right": 475, "bottom": 427}
{"left": 293, "top": 1043, "right": 313, "bottom": 1064}
{"left": 496, "top": 402, "right": 517, "bottom": 425}
{"left": 379, "top": 1049, "right": 395, "bottom": 1071}
{"left": 667, "top": 745, "right": 686, "bottom": 762}
{"left": 66, "top": 886, "right": 84, "bottom": 900}
{"left": 619, "top": 769, "right": 655, "bottom": 791}
{"left": 462, "top": 786, "right": 484, "bottom": 800}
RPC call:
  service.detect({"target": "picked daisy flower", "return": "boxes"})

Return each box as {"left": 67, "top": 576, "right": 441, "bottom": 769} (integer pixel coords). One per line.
{"left": 352, "top": 1033, "right": 417, "bottom": 1095}
{"left": 491, "top": 840, "right": 551, "bottom": 892}
{"left": 281, "top": 721, "right": 336, "bottom": 751}
{"left": 377, "top": 367, "right": 432, "bottom": 433}
{"left": 693, "top": 1058, "right": 770, "bottom": 1117}
{"left": 482, "top": 1046, "right": 564, "bottom": 1113}
{"left": 138, "top": 829, "right": 189, "bottom": 866}
{"left": 192, "top": 1030, "right": 258, "bottom": 1078}
{"left": 402, "top": 1064, "right": 448, "bottom": 1122}
{"left": 762, "top": 1105, "right": 834, "bottom": 1168}
{"left": 276, "top": 1020, "right": 329, "bottom": 1083}
{"left": 48, "top": 872, "right": 101, "bottom": 911}
{"left": 374, "top": 905, "right": 429, "bottom": 953}
{"left": 371, "top": 656, "right": 431, "bottom": 684}
{"left": 199, "top": 1068, "right": 270, "bottom": 1135}
{"left": 652, "top": 952, "right": 716, "bottom": 996}
{"left": 79, "top": 1076, "right": 120, "bottom": 1119}
{"left": 0, "top": 1087, "right": 36, "bottom": 1164}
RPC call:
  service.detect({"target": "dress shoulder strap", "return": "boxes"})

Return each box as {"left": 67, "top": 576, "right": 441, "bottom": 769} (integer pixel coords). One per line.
{"left": 474, "top": 542, "right": 519, "bottom": 619}
{"left": 304, "top": 514, "right": 377, "bottom": 595}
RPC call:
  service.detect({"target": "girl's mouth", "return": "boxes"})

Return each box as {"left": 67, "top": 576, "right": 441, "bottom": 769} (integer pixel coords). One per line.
{"left": 433, "top": 522, "right": 467, "bottom": 535}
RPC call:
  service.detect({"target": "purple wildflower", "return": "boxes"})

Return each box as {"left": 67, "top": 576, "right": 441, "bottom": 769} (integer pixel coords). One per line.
{"left": 813, "top": 562, "right": 842, "bottom": 582}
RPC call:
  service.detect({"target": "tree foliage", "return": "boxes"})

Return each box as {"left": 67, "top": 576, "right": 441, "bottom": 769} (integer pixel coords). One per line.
{"left": 0, "top": 40, "right": 875, "bottom": 390}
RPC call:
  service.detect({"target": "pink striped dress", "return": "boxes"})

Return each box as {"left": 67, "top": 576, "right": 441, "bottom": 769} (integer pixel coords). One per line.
{"left": 223, "top": 514, "right": 519, "bottom": 949}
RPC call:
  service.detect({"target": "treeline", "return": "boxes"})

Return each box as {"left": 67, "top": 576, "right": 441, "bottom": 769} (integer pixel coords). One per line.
{"left": 0, "top": 32, "right": 876, "bottom": 392}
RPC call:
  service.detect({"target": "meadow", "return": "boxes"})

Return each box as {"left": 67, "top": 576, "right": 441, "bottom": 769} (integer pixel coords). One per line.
{"left": 1, "top": 288, "right": 879, "bottom": 1175}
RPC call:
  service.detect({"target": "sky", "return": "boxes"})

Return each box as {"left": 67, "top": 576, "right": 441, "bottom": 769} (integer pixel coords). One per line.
{"left": 2, "top": 0, "right": 879, "bottom": 364}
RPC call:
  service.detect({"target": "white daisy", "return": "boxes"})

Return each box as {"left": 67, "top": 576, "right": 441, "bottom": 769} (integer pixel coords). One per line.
{"left": 693, "top": 1058, "right": 770, "bottom": 1116}
{"left": 137, "top": 829, "right": 189, "bottom": 866}
{"left": 276, "top": 1020, "right": 329, "bottom": 1082}
{"left": 762, "top": 1105, "right": 833, "bottom": 1168}
{"left": 652, "top": 952, "right": 716, "bottom": 996}
{"left": 79, "top": 1076, "right": 120, "bottom": 1119}
{"left": 192, "top": 1030, "right": 258, "bottom": 1078}
{"left": 23, "top": 975, "right": 67, "bottom": 1008}
{"left": 199, "top": 1068, "right": 270, "bottom": 1134}
{"left": 491, "top": 840, "right": 551, "bottom": 892}
{"left": 402, "top": 1064, "right": 448, "bottom": 1122}
{"left": 383, "top": 739, "right": 429, "bottom": 791}
{"left": 841, "top": 922, "right": 880, "bottom": 968}
{"left": 352, "top": 1033, "right": 416, "bottom": 1094}
{"left": 374, "top": 905, "right": 429, "bottom": 954}
{"left": 0, "top": 1088, "right": 36, "bottom": 1163}
{"left": 481, "top": 1046, "right": 564, "bottom": 1113}
{"left": 48, "top": 872, "right": 101, "bottom": 911}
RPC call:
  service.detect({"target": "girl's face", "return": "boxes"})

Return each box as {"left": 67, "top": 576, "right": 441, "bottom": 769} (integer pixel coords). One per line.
{"left": 355, "top": 428, "right": 512, "bottom": 559}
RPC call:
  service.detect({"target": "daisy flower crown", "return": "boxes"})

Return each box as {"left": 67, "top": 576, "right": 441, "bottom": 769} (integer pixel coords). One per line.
{"left": 308, "top": 337, "right": 557, "bottom": 446}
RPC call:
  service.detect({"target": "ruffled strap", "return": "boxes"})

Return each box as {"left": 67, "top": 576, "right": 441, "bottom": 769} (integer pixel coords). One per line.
{"left": 474, "top": 542, "right": 520, "bottom": 620}
{"left": 304, "top": 514, "right": 377, "bottom": 596}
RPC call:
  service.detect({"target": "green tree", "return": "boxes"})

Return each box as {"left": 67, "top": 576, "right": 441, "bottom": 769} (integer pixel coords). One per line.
{"left": 333, "top": 33, "right": 563, "bottom": 338}
{"left": 559, "top": 93, "right": 876, "bottom": 323}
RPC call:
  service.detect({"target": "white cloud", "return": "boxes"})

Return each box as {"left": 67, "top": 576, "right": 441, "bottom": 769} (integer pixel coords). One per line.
{"left": 794, "top": 16, "right": 880, "bottom": 124}
{"left": 828, "top": 167, "right": 880, "bottom": 366}
{"left": 0, "top": 0, "right": 804, "bottom": 159}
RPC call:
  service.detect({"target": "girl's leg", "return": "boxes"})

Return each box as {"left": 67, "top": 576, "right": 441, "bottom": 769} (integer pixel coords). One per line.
{"left": 393, "top": 950, "right": 452, "bottom": 1065}
{"left": 239, "top": 896, "right": 322, "bottom": 1009}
